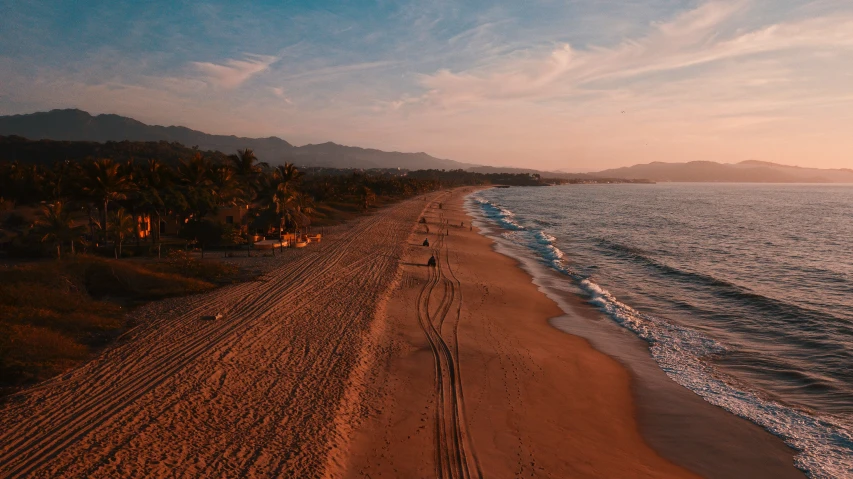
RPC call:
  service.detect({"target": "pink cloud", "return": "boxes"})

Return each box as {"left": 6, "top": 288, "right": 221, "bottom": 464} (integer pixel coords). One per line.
{"left": 192, "top": 54, "right": 278, "bottom": 89}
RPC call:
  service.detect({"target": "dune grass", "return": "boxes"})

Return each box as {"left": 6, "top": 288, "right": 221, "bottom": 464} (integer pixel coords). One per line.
{"left": 0, "top": 255, "right": 229, "bottom": 393}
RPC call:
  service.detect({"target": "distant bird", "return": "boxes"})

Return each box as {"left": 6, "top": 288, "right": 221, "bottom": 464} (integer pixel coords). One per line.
{"left": 621, "top": 110, "right": 625, "bottom": 114}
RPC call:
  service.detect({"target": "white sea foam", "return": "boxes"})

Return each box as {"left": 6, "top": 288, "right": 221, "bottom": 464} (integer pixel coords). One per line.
{"left": 471, "top": 192, "right": 853, "bottom": 479}
{"left": 474, "top": 197, "right": 525, "bottom": 231}
{"left": 535, "top": 231, "right": 557, "bottom": 244}
{"left": 579, "top": 278, "right": 853, "bottom": 479}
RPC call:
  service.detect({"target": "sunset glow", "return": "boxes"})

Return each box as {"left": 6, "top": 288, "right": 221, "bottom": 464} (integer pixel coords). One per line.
{"left": 2, "top": 3, "right": 853, "bottom": 477}
{"left": 2, "top": 1, "right": 852, "bottom": 170}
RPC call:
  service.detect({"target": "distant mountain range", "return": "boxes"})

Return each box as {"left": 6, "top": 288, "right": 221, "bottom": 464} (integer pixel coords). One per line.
{"left": 470, "top": 162, "right": 853, "bottom": 183}
{"left": 467, "top": 166, "right": 593, "bottom": 180}
{"left": 2, "top": 109, "right": 849, "bottom": 182}
{"left": 592, "top": 160, "right": 853, "bottom": 183}
{"left": 0, "top": 109, "right": 477, "bottom": 170}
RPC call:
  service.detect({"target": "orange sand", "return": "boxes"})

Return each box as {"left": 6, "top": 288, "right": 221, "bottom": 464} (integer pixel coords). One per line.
{"left": 0, "top": 188, "right": 803, "bottom": 478}
{"left": 343, "top": 188, "right": 700, "bottom": 478}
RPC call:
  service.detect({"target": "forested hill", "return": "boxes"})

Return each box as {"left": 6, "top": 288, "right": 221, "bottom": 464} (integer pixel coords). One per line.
{"left": 0, "top": 135, "right": 230, "bottom": 165}
{"left": 0, "top": 109, "right": 477, "bottom": 170}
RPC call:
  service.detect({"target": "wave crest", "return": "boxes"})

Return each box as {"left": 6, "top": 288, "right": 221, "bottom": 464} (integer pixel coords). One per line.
{"left": 470, "top": 192, "right": 853, "bottom": 479}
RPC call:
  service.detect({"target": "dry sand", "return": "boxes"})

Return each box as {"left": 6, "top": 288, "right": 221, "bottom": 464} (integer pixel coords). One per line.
{"left": 0, "top": 187, "right": 805, "bottom": 478}
{"left": 0, "top": 193, "right": 440, "bottom": 478}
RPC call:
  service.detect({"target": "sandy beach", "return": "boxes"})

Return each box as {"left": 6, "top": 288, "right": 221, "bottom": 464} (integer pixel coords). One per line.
{"left": 0, "top": 187, "right": 805, "bottom": 478}
{"left": 342, "top": 188, "right": 694, "bottom": 478}
{"left": 342, "top": 187, "right": 805, "bottom": 478}
{"left": 0, "top": 193, "right": 438, "bottom": 478}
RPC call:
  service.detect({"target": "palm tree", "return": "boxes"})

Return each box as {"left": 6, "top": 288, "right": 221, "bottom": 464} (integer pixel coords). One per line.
{"left": 177, "top": 153, "right": 215, "bottom": 219}
{"left": 80, "top": 159, "right": 133, "bottom": 244}
{"left": 229, "top": 148, "right": 263, "bottom": 178}
{"left": 229, "top": 148, "right": 267, "bottom": 202}
{"left": 33, "top": 201, "right": 84, "bottom": 259}
{"left": 267, "top": 163, "right": 309, "bottom": 240}
{"left": 108, "top": 208, "right": 136, "bottom": 258}
{"left": 43, "top": 160, "right": 76, "bottom": 201}
{"left": 273, "top": 162, "right": 304, "bottom": 187}
{"left": 273, "top": 183, "right": 297, "bottom": 242}
{"left": 290, "top": 191, "right": 316, "bottom": 238}
{"left": 209, "top": 164, "right": 245, "bottom": 208}
{"left": 178, "top": 153, "right": 211, "bottom": 188}
{"left": 134, "top": 158, "right": 177, "bottom": 243}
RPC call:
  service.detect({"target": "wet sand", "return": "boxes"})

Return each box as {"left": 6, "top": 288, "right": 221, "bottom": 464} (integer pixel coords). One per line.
{"left": 343, "top": 187, "right": 804, "bottom": 478}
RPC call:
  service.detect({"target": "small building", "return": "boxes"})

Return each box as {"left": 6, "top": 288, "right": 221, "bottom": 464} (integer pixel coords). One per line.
{"left": 211, "top": 204, "right": 250, "bottom": 227}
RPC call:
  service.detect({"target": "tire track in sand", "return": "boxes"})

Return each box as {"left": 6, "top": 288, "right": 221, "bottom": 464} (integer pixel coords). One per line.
{"left": 415, "top": 202, "right": 483, "bottom": 479}
{"left": 0, "top": 194, "right": 439, "bottom": 479}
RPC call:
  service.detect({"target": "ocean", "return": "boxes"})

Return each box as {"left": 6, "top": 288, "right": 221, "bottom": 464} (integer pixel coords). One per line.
{"left": 470, "top": 183, "right": 853, "bottom": 479}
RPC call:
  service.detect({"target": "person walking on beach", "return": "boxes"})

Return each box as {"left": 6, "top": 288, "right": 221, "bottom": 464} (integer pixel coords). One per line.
{"left": 423, "top": 238, "right": 429, "bottom": 246}
{"left": 427, "top": 255, "right": 436, "bottom": 267}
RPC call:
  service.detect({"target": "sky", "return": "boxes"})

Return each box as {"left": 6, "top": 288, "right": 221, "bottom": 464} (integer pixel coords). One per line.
{"left": 1, "top": 0, "right": 852, "bottom": 171}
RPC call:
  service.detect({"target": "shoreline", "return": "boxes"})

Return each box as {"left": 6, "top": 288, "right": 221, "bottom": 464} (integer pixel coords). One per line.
{"left": 462, "top": 188, "right": 806, "bottom": 478}
{"left": 0, "top": 188, "right": 811, "bottom": 477}
{"left": 345, "top": 187, "right": 698, "bottom": 477}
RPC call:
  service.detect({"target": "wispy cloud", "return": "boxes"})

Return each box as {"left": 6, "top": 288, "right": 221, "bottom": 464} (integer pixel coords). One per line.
{"left": 271, "top": 87, "right": 293, "bottom": 104}
{"left": 413, "top": 1, "right": 853, "bottom": 108}
{"left": 2, "top": 0, "right": 853, "bottom": 169}
{"left": 280, "top": 60, "right": 398, "bottom": 82}
{"left": 192, "top": 54, "right": 278, "bottom": 88}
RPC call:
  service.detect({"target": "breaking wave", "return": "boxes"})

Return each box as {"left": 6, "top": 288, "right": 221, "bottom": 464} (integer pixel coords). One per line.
{"left": 469, "top": 192, "right": 853, "bottom": 479}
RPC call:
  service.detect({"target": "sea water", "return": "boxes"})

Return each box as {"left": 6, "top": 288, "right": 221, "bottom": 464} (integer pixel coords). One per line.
{"left": 471, "top": 183, "right": 853, "bottom": 479}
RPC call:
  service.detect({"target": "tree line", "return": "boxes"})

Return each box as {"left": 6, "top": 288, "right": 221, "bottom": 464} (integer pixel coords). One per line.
{"left": 5, "top": 149, "right": 322, "bottom": 256}
{"left": 1, "top": 141, "right": 563, "bottom": 259}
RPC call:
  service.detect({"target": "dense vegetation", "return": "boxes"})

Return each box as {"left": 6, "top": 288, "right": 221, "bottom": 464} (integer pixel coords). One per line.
{"left": 1, "top": 142, "right": 559, "bottom": 258}
{"left": 2, "top": 149, "right": 307, "bottom": 256}
{"left": 0, "top": 149, "right": 442, "bottom": 257}
{"left": 0, "top": 139, "right": 559, "bottom": 392}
